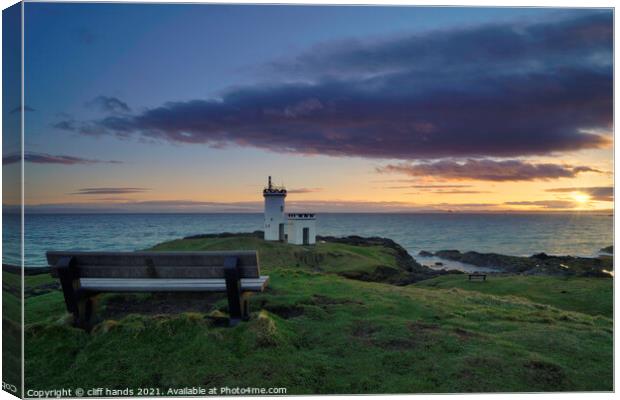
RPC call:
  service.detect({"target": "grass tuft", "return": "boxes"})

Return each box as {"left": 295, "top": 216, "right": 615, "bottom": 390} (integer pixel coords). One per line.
{"left": 247, "top": 310, "right": 284, "bottom": 348}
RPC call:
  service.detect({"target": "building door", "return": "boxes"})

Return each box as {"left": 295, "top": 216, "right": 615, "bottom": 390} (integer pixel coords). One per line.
{"left": 279, "top": 223, "right": 285, "bottom": 241}
{"left": 303, "top": 227, "right": 309, "bottom": 245}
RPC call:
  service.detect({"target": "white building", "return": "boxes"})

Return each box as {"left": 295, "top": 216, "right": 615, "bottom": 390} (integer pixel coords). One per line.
{"left": 287, "top": 213, "right": 316, "bottom": 245}
{"left": 262, "top": 176, "right": 317, "bottom": 245}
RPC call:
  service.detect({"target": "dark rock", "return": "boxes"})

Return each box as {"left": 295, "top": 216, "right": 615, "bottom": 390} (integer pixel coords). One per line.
{"left": 432, "top": 248, "right": 612, "bottom": 278}
{"left": 435, "top": 250, "right": 462, "bottom": 259}
{"left": 418, "top": 250, "right": 433, "bottom": 257}
{"left": 434, "top": 262, "right": 444, "bottom": 266}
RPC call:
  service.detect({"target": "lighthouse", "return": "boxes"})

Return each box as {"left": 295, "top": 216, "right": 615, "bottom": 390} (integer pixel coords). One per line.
{"left": 263, "top": 176, "right": 287, "bottom": 241}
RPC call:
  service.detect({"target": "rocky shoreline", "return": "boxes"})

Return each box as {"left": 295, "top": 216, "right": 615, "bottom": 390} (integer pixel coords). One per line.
{"left": 9, "top": 231, "right": 611, "bottom": 281}
{"left": 418, "top": 249, "right": 613, "bottom": 277}
{"left": 185, "top": 231, "right": 613, "bottom": 278}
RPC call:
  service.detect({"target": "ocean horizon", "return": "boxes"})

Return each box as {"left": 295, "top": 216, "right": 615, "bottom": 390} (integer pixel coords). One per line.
{"left": 3, "top": 212, "right": 613, "bottom": 269}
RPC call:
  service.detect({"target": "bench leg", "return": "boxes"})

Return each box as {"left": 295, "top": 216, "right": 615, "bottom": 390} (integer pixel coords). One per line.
{"left": 75, "top": 292, "right": 96, "bottom": 331}
{"left": 224, "top": 256, "right": 243, "bottom": 326}
{"left": 241, "top": 293, "right": 250, "bottom": 321}
{"left": 56, "top": 257, "right": 78, "bottom": 314}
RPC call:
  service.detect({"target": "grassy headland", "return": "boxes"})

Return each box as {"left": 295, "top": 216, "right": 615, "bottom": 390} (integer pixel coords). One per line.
{"left": 21, "top": 233, "right": 613, "bottom": 393}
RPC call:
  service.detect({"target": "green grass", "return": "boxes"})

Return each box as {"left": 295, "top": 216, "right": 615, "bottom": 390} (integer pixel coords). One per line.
{"left": 415, "top": 274, "right": 613, "bottom": 318}
{"left": 25, "top": 273, "right": 56, "bottom": 289}
{"left": 152, "top": 236, "right": 404, "bottom": 280}
{"left": 3, "top": 271, "right": 23, "bottom": 394}
{"left": 22, "top": 236, "right": 613, "bottom": 394}
{"left": 4, "top": 270, "right": 57, "bottom": 291}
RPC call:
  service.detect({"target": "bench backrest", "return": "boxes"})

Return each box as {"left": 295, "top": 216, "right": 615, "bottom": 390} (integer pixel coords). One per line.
{"left": 47, "top": 251, "right": 260, "bottom": 279}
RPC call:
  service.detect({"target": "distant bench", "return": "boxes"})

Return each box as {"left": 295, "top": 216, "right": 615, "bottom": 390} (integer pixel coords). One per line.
{"left": 47, "top": 251, "right": 269, "bottom": 329}
{"left": 468, "top": 273, "right": 487, "bottom": 282}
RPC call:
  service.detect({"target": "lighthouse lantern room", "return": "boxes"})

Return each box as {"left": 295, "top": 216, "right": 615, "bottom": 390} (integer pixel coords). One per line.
{"left": 263, "top": 176, "right": 287, "bottom": 241}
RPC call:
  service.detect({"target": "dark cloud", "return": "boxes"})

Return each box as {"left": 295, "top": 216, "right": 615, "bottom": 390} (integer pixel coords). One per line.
{"left": 428, "top": 190, "right": 490, "bottom": 194}
{"left": 287, "top": 187, "right": 323, "bottom": 194}
{"left": 406, "top": 184, "right": 472, "bottom": 189}
{"left": 52, "top": 120, "right": 77, "bottom": 131}
{"left": 71, "top": 187, "right": 150, "bottom": 195}
{"left": 546, "top": 186, "right": 613, "bottom": 201}
{"left": 67, "top": 67, "right": 611, "bottom": 159}
{"left": 2, "top": 152, "right": 122, "bottom": 166}
{"left": 391, "top": 184, "right": 487, "bottom": 194}
{"left": 92, "top": 198, "right": 134, "bottom": 202}
{"left": 433, "top": 202, "right": 499, "bottom": 208}
{"left": 387, "top": 184, "right": 472, "bottom": 189}
{"left": 10, "top": 105, "right": 35, "bottom": 114}
{"left": 270, "top": 12, "right": 612, "bottom": 79}
{"left": 22, "top": 200, "right": 262, "bottom": 214}
{"left": 505, "top": 200, "right": 576, "bottom": 209}
{"left": 87, "top": 96, "right": 131, "bottom": 114}
{"left": 378, "top": 159, "right": 602, "bottom": 182}
{"left": 62, "top": 12, "right": 611, "bottom": 160}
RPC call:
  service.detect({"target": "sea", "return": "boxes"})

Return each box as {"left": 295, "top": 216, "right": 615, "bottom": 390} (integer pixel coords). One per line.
{"left": 2, "top": 213, "right": 613, "bottom": 272}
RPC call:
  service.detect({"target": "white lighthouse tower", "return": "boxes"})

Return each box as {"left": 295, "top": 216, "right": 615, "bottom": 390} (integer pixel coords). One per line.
{"left": 263, "top": 176, "right": 287, "bottom": 241}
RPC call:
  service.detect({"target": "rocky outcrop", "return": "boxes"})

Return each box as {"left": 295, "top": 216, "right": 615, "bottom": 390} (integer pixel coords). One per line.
{"left": 423, "top": 250, "right": 613, "bottom": 277}
{"left": 318, "top": 235, "right": 427, "bottom": 272}
{"left": 316, "top": 235, "right": 462, "bottom": 284}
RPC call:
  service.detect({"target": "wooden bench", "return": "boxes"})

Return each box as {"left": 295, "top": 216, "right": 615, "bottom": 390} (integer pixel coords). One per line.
{"left": 47, "top": 251, "right": 269, "bottom": 329}
{"left": 468, "top": 273, "right": 487, "bottom": 281}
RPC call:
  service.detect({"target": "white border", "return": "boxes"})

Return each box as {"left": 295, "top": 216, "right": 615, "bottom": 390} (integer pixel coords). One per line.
{"left": 0, "top": 2, "right": 616, "bottom": 400}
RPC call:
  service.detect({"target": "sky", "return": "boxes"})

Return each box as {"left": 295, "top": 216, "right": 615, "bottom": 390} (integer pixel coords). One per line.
{"left": 3, "top": 3, "right": 614, "bottom": 213}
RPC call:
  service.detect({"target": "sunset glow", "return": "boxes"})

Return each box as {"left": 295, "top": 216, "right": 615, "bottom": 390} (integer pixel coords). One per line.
{"left": 572, "top": 193, "right": 591, "bottom": 204}
{"left": 3, "top": 4, "right": 612, "bottom": 214}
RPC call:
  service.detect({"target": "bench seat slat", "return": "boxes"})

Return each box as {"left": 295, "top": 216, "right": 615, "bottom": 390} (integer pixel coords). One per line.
{"left": 60, "top": 265, "right": 260, "bottom": 279}
{"left": 47, "top": 250, "right": 259, "bottom": 266}
{"left": 79, "top": 276, "right": 269, "bottom": 292}
{"left": 47, "top": 250, "right": 261, "bottom": 278}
